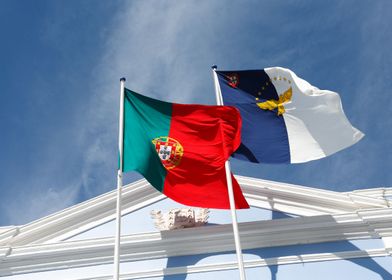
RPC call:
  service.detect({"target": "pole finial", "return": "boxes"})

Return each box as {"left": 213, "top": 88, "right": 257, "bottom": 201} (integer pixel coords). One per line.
{"left": 120, "top": 77, "right": 126, "bottom": 82}
{"left": 211, "top": 65, "right": 217, "bottom": 70}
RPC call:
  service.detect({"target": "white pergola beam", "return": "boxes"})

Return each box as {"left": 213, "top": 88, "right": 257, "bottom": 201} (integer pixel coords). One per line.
{"left": 72, "top": 248, "right": 390, "bottom": 280}
{"left": 1, "top": 208, "right": 392, "bottom": 276}
{"left": 1, "top": 177, "right": 389, "bottom": 247}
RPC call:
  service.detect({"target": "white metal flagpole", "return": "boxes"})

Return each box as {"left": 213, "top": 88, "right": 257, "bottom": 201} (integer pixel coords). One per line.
{"left": 212, "top": 66, "right": 247, "bottom": 280}
{"left": 114, "top": 77, "right": 126, "bottom": 280}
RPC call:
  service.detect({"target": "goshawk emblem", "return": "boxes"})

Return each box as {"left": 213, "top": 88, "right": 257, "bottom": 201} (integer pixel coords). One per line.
{"left": 257, "top": 87, "right": 292, "bottom": 116}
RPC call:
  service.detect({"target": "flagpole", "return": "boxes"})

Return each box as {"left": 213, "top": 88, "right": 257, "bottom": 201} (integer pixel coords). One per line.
{"left": 114, "top": 77, "right": 126, "bottom": 280}
{"left": 212, "top": 66, "right": 246, "bottom": 280}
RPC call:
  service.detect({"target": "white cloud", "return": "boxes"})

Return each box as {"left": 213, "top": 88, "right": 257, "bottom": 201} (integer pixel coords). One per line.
{"left": 78, "top": 1, "right": 233, "bottom": 198}
{"left": 6, "top": 1, "right": 392, "bottom": 226}
{"left": 5, "top": 182, "right": 79, "bottom": 226}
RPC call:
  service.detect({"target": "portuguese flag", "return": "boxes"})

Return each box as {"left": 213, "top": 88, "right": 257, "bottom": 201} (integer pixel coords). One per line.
{"left": 122, "top": 88, "right": 249, "bottom": 209}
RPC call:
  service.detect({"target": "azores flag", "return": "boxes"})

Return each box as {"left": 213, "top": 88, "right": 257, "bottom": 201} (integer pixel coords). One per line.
{"left": 214, "top": 67, "right": 364, "bottom": 164}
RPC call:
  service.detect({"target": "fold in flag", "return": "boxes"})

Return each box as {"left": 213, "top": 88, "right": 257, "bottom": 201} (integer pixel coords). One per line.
{"left": 122, "top": 88, "right": 249, "bottom": 209}
{"left": 215, "top": 67, "right": 364, "bottom": 163}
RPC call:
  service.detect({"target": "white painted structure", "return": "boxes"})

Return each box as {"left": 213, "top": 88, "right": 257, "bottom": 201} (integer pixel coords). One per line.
{"left": 1, "top": 175, "right": 392, "bottom": 279}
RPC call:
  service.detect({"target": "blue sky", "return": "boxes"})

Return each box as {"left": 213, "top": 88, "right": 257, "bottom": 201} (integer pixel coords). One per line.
{"left": 0, "top": 0, "right": 391, "bottom": 226}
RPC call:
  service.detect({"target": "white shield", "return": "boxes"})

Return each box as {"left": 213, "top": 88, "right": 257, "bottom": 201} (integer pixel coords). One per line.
{"left": 158, "top": 145, "right": 172, "bottom": 160}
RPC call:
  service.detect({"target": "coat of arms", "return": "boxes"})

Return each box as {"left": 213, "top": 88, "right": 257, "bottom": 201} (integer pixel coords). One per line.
{"left": 227, "top": 73, "right": 239, "bottom": 88}
{"left": 152, "top": 136, "right": 184, "bottom": 170}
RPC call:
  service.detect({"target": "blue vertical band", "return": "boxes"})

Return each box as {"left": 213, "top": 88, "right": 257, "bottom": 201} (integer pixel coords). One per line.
{"left": 217, "top": 70, "right": 290, "bottom": 163}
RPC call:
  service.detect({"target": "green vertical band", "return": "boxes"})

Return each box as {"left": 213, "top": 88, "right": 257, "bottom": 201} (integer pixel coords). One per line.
{"left": 122, "top": 89, "right": 172, "bottom": 191}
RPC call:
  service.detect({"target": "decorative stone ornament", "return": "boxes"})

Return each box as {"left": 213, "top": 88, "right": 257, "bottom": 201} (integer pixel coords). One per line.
{"left": 151, "top": 208, "right": 209, "bottom": 230}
